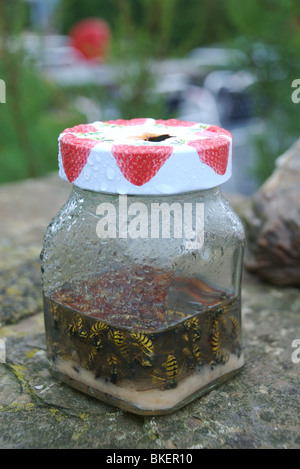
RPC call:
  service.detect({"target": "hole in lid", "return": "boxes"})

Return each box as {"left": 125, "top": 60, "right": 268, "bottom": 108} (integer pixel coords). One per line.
{"left": 144, "top": 134, "right": 174, "bottom": 142}
{"left": 127, "top": 132, "right": 174, "bottom": 142}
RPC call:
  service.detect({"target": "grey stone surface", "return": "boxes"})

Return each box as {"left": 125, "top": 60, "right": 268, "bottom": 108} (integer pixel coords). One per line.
{"left": 0, "top": 174, "right": 299, "bottom": 449}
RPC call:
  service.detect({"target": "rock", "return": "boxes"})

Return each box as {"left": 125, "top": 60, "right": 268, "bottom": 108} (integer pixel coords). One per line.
{"left": 0, "top": 245, "right": 43, "bottom": 325}
{"left": 243, "top": 138, "right": 300, "bottom": 286}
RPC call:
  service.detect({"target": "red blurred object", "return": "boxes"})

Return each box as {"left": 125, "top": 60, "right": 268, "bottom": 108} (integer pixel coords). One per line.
{"left": 69, "top": 18, "right": 111, "bottom": 61}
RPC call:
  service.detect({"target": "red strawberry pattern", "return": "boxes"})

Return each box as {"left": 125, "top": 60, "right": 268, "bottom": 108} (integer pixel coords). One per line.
{"left": 61, "top": 124, "right": 98, "bottom": 134}
{"left": 155, "top": 119, "right": 197, "bottom": 127}
{"left": 188, "top": 124, "right": 232, "bottom": 175}
{"left": 60, "top": 133, "right": 99, "bottom": 183}
{"left": 103, "top": 118, "right": 147, "bottom": 126}
{"left": 59, "top": 119, "right": 232, "bottom": 187}
{"left": 206, "top": 125, "right": 232, "bottom": 138}
{"left": 111, "top": 144, "right": 173, "bottom": 186}
{"left": 187, "top": 137, "right": 230, "bottom": 175}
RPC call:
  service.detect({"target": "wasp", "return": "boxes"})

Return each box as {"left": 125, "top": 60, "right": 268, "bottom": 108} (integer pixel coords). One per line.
{"left": 163, "top": 354, "right": 178, "bottom": 389}
{"left": 229, "top": 316, "right": 239, "bottom": 338}
{"left": 183, "top": 316, "right": 198, "bottom": 331}
{"left": 65, "top": 316, "right": 88, "bottom": 340}
{"left": 165, "top": 309, "right": 186, "bottom": 322}
{"left": 151, "top": 354, "right": 179, "bottom": 389}
{"left": 91, "top": 321, "right": 109, "bottom": 335}
{"left": 131, "top": 332, "right": 155, "bottom": 359}
{"left": 181, "top": 331, "right": 190, "bottom": 343}
{"left": 87, "top": 347, "right": 98, "bottom": 369}
{"left": 65, "top": 319, "right": 78, "bottom": 336}
{"left": 107, "top": 353, "right": 120, "bottom": 384}
{"left": 50, "top": 341, "right": 69, "bottom": 361}
{"left": 91, "top": 334, "right": 103, "bottom": 350}
{"left": 209, "top": 308, "right": 224, "bottom": 335}
{"left": 109, "top": 329, "right": 125, "bottom": 344}
{"left": 211, "top": 331, "right": 221, "bottom": 354}
{"left": 209, "top": 317, "right": 219, "bottom": 335}
{"left": 76, "top": 317, "right": 89, "bottom": 341}
{"left": 213, "top": 307, "right": 224, "bottom": 318}
{"left": 192, "top": 343, "right": 203, "bottom": 364}
{"left": 210, "top": 331, "right": 229, "bottom": 365}
{"left": 90, "top": 321, "right": 108, "bottom": 349}
{"left": 140, "top": 358, "right": 153, "bottom": 368}
{"left": 182, "top": 347, "right": 195, "bottom": 369}
{"left": 189, "top": 316, "right": 200, "bottom": 330}
{"left": 109, "top": 330, "right": 130, "bottom": 359}
{"left": 192, "top": 329, "right": 201, "bottom": 342}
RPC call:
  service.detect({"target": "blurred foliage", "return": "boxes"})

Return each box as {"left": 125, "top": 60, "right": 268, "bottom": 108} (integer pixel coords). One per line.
{"left": 0, "top": 0, "right": 84, "bottom": 183}
{"left": 224, "top": 0, "right": 300, "bottom": 182}
{"left": 0, "top": 0, "right": 300, "bottom": 184}
{"left": 60, "top": 0, "right": 300, "bottom": 183}
{"left": 60, "top": 0, "right": 233, "bottom": 57}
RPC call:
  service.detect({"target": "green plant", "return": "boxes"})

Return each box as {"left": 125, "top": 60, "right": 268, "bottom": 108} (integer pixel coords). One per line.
{"left": 0, "top": 0, "right": 84, "bottom": 183}
{"left": 224, "top": 0, "right": 300, "bottom": 182}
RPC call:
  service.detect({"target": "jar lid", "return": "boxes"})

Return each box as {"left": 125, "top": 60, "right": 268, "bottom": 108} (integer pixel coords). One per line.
{"left": 58, "top": 118, "right": 233, "bottom": 195}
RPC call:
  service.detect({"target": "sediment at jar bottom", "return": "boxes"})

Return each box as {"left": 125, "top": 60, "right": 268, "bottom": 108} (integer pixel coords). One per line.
{"left": 50, "top": 353, "right": 244, "bottom": 415}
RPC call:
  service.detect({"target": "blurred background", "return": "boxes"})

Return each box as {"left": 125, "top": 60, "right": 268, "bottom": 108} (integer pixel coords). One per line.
{"left": 0, "top": 0, "right": 300, "bottom": 195}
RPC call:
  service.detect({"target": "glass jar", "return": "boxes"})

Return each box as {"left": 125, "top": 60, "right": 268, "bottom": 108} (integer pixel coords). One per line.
{"left": 41, "top": 118, "right": 245, "bottom": 415}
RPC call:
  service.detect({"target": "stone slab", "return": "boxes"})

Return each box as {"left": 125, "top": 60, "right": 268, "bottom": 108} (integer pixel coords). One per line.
{"left": 0, "top": 174, "right": 299, "bottom": 449}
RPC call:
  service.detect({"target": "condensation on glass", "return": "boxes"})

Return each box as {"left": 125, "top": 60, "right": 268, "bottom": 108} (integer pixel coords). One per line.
{"left": 41, "top": 118, "right": 246, "bottom": 415}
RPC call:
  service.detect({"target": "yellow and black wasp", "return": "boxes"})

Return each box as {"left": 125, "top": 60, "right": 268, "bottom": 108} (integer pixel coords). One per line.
{"left": 109, "top": 329, "right": 130, "bottom": 359}
{"left": 76, "top": 317, "right": 89, "bottom": 341}
{"left": 91, "top": 321, "right": 109, "bottom": 335}
{"left": 65, "top": 316, "right": 89, "bottom": 342}
{"left": 131, "top": 332, "right": 155, "bottom": 360}
{"left": 210, "top": 331, "right": 229, "bottom": 365}
{"left": 229, "top": 315, "right": 239, "bottom": 338}
{"left": 107, "top": 353, "right": 120, "bottom": 384}
{"left": 87, "top": 347, "right": 98, "bottom": 370}
{"left": 162, "top": 354, "right": 179, "bottom": 389}
{"left": 49, "top": 341, "right": 69, "bottom": 362}
{"left": 192, "top": 343, "right": 204, "bottom": 365}
{"left": 151, "top": 354, "right": 179, "bottom": 390}
{"left": 182, "top": 346, "right": 195, "bottom": 369}
{"left": 90, "top": 321, "right": 108, "bottom": 350}
{"left": 65, "top": 319, "right": 78, "bottom": 337}
{"left": 208, "top": 307, "right": 224, "bottom": 334}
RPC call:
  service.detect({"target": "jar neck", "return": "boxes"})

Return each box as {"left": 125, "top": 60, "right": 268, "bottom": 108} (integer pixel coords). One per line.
{"left": 71, "top": 185, "right": 222, "bottom": 205}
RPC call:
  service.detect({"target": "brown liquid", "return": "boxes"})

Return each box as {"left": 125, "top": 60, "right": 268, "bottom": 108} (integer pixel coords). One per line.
{"left": 43, "top": 267, "right": 242, "bottom": 392}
